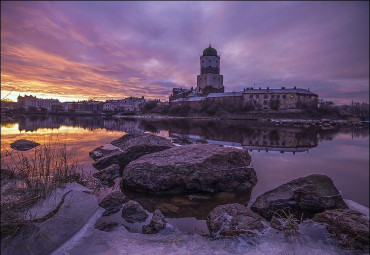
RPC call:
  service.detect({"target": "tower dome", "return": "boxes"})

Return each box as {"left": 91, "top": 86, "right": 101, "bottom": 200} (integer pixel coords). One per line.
{"left": 202, "top": 44, "right": 218, "bottom": 56}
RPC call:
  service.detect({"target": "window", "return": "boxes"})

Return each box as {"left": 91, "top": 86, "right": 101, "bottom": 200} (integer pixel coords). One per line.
{"left": 271, "top": 95, "right": 275, "bottom": 99}
{"left": 256, "top": 95, "right": 259, "bottom": 98}
{"left": 264, "top": 95, "right": 268, "bottom": 99}
{"left": 277, "top": 95, "right": 280, "bottom": 99}
{"left": 249, "top": 95, "right": 253, "bottom": 99}
{"left": 209, "top": 60, "right": 211, "bottom": 62}
{"left": 290, "top": 95, "right": 294, "bottom": 99}
{"left": 282, "top": 95, "right": 286, "bottom": 99}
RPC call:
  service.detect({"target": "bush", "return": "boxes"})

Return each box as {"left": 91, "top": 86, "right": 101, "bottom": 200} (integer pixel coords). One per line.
{"left": 142, "top": 101, "right": 158, "bottom": 113}
{"left": 27, "top": 106, "right": 37, "bottom": 112}
{"left": 269, "top": 99, "right": 280, "bottom": 111}
{"left": 169, "top": 105, "right": 190, "bottom": 116}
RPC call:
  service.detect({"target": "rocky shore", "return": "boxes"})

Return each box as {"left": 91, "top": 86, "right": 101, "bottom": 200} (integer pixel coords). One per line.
{"left": 2, "top": 132, "right": 368, "bottom": 254}
{"left": 87, "top": 133, "right": 369, "bottom": 252}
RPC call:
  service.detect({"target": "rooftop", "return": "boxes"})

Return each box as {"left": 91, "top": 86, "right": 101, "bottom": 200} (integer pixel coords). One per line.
{"left": 242, "top": 87, "right": 317, "bottom": 95}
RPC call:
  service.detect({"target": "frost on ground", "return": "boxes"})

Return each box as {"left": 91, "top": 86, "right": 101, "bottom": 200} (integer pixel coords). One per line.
{"left": 52, "top": 212, "right": 364, "bottom": 255}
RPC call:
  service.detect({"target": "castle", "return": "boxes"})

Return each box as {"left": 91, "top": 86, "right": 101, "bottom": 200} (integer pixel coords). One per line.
{"left": 170, "top": 45, "right": 318, "bottom": 110}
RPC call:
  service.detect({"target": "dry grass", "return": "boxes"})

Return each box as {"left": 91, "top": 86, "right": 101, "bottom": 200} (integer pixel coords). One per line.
{"left": 0, "top": 136, "right": 99, "bottom": 241}
{"left": 272, "top": 209, "right": 304, "bottom": 237}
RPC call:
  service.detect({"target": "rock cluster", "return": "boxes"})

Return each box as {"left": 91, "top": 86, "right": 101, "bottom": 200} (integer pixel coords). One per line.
{"left": 122, "top": 144, "right": 257, "bottom": 195}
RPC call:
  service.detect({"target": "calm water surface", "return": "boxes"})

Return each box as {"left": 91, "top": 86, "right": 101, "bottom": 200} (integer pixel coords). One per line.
{"left": 1, "top": 116, "right": 369, "bottom": 208}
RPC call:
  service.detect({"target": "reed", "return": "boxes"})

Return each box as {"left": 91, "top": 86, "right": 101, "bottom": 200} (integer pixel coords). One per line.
{"left": 1, "top": 135, "right": 98, "bottom": 240}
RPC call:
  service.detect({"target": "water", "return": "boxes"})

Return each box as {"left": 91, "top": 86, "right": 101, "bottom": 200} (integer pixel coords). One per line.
{"left": 1, "top": 116, "right": 369, "bottom": 254}
{"left": 2, "top": 116, "right": 368, "bottom": 206}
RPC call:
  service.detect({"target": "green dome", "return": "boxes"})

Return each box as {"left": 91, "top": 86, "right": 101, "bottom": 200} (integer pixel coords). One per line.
{"left": 202, "top": 44, "right": 218, "bottom": 56}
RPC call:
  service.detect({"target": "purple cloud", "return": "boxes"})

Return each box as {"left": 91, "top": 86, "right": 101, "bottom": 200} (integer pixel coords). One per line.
{"left": 1, "top": 1, "right": 368, "bottom": 104}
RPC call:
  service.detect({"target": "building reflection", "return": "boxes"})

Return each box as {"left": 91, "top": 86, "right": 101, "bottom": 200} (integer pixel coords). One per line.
{"left": 15, "top": 116, "right": 368, "bottom": 153}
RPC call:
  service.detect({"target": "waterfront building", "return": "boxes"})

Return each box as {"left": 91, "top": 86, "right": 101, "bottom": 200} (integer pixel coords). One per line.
{"left": 170, "top": 45, "right": 318, "bottom": 110}
{"left": 103, "top": 96, "right": 146, "bottom": 112}
{"left": 17, "top": 95, "right": 60, "bottom": 111}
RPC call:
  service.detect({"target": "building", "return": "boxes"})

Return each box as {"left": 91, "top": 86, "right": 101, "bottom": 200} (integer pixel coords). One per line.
{"left": 196, "top": 45, "right": 224, "bottom": 96}
{"left": 169, "top": 88, "right": 192, "bottom": 102}
{"left": 103, "top": 96, "right": 146, "bottom": 112}
{"left": 170, "top": 45, "right": 318, "bottom": 110}
{"left": 17, "top": 95, "right": 60, "bottom": 110}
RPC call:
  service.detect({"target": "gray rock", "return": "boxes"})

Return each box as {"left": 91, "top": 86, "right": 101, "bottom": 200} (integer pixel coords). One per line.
{"left": 94, "top": 221, "right": 119, "bottom": 232}
{"left": 314, "top": 209, "right": 369, "bottom": 251}
{"left": 121, "top": 200, "right": 149, "bottom": 223}
{"left": 89, "top": 144, "right": 120, "bottom": 161}
{"left": 93, "top": 164, "right": 120, "bottom": 186}
{"left": 90, "top": 133, "right": 174, "bottom": 171}
{"left": 250, "top": 174, "right": 348, "bottom": 220}
{"left": 99, "top": 191, "right": 128, "bottom": 216}
{"left": 10, "top": 139, "right": 40, "bottom": 151}
{"left": 121, "top": 144, "right": 257, "bottom": 195}
{"left": 206, "top": 203, "right": 266, "bottom": 238}
{"left": 142, "top": 209, "right": 166, "bottom": 234}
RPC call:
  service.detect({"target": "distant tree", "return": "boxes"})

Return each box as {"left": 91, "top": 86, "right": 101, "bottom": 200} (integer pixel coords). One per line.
{"left": 142, "top": 101, "right": 158, "bottom": 113}
{"left": 27, "top": 106, "right": 37, "bottom": 112}
{"left": 51, "top": 104, "right": 64, "bottom": 113}
{"left": 269, "top": 99, "right": 280, "bottom": 111}
{"left": 38, "top": 107, "right": 48, "bottom": 113}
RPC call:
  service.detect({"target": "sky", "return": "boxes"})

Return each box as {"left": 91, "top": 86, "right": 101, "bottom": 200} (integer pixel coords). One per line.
{"left": 1, "top": 1, "right": 369, "bottom": 104}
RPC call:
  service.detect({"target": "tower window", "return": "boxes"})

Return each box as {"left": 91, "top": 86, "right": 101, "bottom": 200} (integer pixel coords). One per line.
{"left": 209, "top": 60, "right": 211, "bottom": 62}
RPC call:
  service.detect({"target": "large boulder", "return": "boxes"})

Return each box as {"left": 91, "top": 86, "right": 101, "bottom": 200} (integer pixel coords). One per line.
{"left": 121, "top": 200, "right": 149, "bottom": 223}
{"left": 121, "top": 144, "right": 257, "bottom": 195}
{"left": 250, "top": 174, "right": 348, "bottom": 220}
{"left": 90, "top": 133, "right": 174, "bottom": 171}
{"left": 10, "top": 139, "right": 40, "bottom": 151}
{"left": 93, "top": 164, "right": 120, "bottom": 186}
{"left": 98, "top": 191, "right": 128, "bottom": 216}
{"left": 206, "top": 203, "right": 266, "bottom": 238}
{"left": 142, "top": 209, "right": 166, "bottom": 234}
{"left": 314, "top": 209, "right": 369, "bottom": 250}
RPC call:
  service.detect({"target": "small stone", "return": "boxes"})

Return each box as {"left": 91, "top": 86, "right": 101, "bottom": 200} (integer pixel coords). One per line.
{"left": 121, "top": 200, "right": 149, "bottom": 223}
{"left": 99, "top": 191, "right": 128, "bottom": 216}
{"left": 206, "top": 203, "right": 266, "bottom": 238}
{"left": 10, "top": 139, "right": 40, "bottom": 151}
{"left": 94, "top": 221, "right": 119, "bottom": 232}
{"left": 142, "top": 209, "right": 166, "bottom": 234}
{"left": 93, "top": 164, "right": 120, "bottom": 185}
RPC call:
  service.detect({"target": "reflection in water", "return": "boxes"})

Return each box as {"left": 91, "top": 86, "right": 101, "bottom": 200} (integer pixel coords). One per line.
{"left": 121, "top": 188, "right": 253, "bottom": 220}
{"left": 1, "top": 116, "right": 369, "bottom": 207}
{"left": 12, "top": 115, "right": 369, "bottom": 153}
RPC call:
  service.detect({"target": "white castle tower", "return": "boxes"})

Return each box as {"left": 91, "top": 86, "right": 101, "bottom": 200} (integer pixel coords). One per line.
{"left": 195, "top": 45, "right": 224, "bottom": 96}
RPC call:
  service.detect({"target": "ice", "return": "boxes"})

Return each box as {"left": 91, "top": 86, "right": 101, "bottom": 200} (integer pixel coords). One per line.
{"left": 344, "top": 199, "right": 369, "bottom": 218}
{"left": 50, "top": 217, "right": 363, "bottom": 255}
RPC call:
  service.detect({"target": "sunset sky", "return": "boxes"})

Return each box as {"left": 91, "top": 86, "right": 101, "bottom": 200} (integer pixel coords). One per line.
{"left": 1, "top": 1, "right": 369, "bottom": 104}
